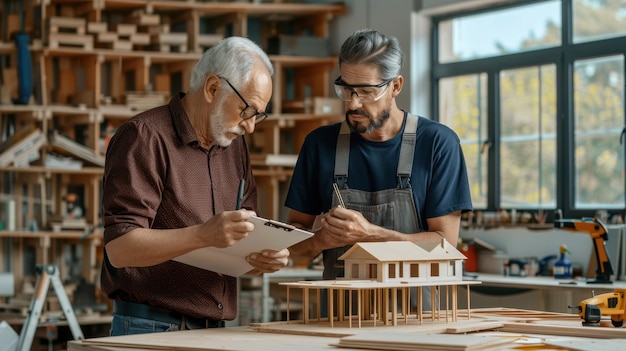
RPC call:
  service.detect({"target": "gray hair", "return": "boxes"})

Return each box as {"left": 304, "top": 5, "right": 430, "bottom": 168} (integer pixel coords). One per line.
{"left": 338, "top": 29, "right": 404, "bottom": 81}
{"left": 189, "top": 36, "right": 274, "bottom": 92}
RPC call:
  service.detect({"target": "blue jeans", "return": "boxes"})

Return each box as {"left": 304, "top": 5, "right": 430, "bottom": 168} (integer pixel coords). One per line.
{"left": 110, "top": 314, "right": 180, "bottom": 336}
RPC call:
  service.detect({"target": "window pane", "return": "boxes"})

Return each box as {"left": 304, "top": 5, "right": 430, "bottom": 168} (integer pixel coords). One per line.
{"left": 439, "top": 74, "right": 488, "bottom": 208}
{"left": 573, "top": 0, "right": 626, "bottom": 43}
{"left": 574, "top": 55, "right": 625, "bottom": 208}
{"left": 438, "top": 1, "right": 561, "bottom": 63}
{"left": 500, "top": 65, "right": 557, "bottom": 209}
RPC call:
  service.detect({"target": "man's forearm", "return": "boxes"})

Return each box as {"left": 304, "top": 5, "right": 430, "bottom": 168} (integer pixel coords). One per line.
{"left": 288, "top": 235, "right": 324, "bottom": 263}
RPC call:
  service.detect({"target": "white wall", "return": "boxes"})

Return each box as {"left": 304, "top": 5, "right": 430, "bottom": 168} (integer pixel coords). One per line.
{"left": 323, "top": 0, "right": 422, "bottom": 115}
{"left": 321, "top": 0, "right": 513, "bottom": 118}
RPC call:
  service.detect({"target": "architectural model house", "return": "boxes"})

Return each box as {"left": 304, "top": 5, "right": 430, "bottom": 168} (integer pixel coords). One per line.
{"left": 341, "top": 240, "right": 466, "bottom": 283}
{"left": 280, "top": 239, "right": 481, "bottom": 328}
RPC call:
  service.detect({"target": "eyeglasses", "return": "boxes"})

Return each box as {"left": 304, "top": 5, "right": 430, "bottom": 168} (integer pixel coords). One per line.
{"left": 333, "top": 76, "right": 394, "bottom": 102}
{"left": 222, "top": 78, "right": 268, "bottom": 124}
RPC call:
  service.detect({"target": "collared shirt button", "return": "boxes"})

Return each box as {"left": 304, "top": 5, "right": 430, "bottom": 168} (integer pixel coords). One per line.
{"left": 217, "top": 303, "right": 223, "bottom": 310}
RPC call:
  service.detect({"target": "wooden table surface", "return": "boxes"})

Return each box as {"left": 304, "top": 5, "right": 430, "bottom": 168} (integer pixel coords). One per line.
{"left": 68, "top": 308, "right": 626, "bottom": 351}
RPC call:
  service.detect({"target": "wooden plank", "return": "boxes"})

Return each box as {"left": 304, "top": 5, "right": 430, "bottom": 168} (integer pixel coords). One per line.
{"left": 97, "top": 32, "right": 118, "bottom": 44}
{"left": 87, "top": 22, "right": 108, "bottom": 34}
{"left": 126, "top": 11, "right": 161, "bottom": 26}
{"left": 49, "top": 17, "right": 87, "bottom": 32}
{"left": 75, "top": 327, "right": 344, "bottom": 351}
{"left": 544, "top": 338, "right": 626, "bottom": 351}
{"left": 500, "top": 321, "right": 626, "bottom": 338}
{"left": 112, "top": 41, "right": 133, "bottom": 51}
{"left": 130, "top": 33, "right": 151, "bottom": 45}
{"left": 445, "top": 321, "right": 504, "bottom": 334}
{"left": 116, "top": 24, "right": 137, "bottom": 36}
{"left": 337, "top": 332, "right": 513, "bottom": 351}
{"left": 155, "top": 32, "right": 187, "bottom": 45}
{"left": 49, "top": 33, "right": 94, "bottom": 50}
{"left": 197, "top": 33, "right": 224, "bottom": 48}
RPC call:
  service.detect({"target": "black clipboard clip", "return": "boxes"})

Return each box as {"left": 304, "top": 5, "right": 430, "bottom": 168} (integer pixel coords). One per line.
{"left": 264, "top": 220, "right": 295, "bottom": 232}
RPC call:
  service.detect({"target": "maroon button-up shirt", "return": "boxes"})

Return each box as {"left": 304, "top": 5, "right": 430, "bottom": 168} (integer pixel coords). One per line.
{"left": 101, "top": 93, "right": 257, "bottom": 320}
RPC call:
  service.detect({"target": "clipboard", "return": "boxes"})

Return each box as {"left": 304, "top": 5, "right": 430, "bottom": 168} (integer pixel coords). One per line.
{"left": 172, "top": 216, "right": 313, "bottom": 277}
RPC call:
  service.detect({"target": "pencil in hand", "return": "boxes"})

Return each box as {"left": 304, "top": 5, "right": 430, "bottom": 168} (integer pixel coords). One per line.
{"left": 236, "top": 179, "right": 245, "bottom": 210}
{"left": 332, "top": 183, "right": 346, "bottom": 208}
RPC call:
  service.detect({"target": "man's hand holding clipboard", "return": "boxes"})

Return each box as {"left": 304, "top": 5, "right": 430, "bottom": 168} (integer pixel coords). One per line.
{"left": 172, "top": 214, "right": 313, "bottom": 277}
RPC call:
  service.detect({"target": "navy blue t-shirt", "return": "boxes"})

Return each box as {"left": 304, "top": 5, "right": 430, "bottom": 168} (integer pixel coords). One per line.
{"left": 285, "top": 112, "right": 473, "bottom": 231}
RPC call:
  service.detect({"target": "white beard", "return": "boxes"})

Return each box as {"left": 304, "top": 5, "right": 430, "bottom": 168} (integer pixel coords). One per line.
{"left": 211, "top": 98, "right": 245, "bottom": 147}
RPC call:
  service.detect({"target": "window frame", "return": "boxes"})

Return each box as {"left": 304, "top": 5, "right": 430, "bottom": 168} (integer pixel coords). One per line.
{"left": 431, "top": 0, "right": 626, "bottom": 220}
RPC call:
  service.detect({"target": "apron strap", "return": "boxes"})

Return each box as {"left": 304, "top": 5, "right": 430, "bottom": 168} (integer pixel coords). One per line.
{"left": 397, "top": 113, "right": 419, "bottom": 189}
{"left": 334, "top": 121, "right": 351, "bottom": 189}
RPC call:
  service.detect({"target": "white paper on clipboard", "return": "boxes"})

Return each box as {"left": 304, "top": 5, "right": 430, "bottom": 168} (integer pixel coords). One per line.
{"left": 172, "top": 216, "right": 313, "bottom": 277}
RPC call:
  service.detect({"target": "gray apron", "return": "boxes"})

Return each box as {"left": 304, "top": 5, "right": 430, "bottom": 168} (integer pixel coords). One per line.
{"left": 323, "top": 113, "right": 432, "bottom": 308}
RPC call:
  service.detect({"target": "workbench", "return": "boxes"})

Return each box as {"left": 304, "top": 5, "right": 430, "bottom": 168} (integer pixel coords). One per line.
{"left": 463, "top": 274, "right": 626, "bottom": 313}
{"left": 67, "top": 308, "right": 626, "bottom": 351}
{"left": 256, "top": 269, "right": 626, "bottom": 322}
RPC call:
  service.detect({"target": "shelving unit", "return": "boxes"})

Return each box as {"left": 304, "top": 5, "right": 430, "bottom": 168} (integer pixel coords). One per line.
{"left": 0, "top": 0, "right": 346, "bottom": 327}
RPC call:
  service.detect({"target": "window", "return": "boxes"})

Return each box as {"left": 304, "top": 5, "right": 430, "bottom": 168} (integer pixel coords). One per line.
{"left": 500, "top": 64, "right": 557, "bottom": 208}
{"left": 573, "top": 55, "right": 624, "bottom": 208}
{"left": 573, "top": 0, "right": 626, "bottom": 43}
{"left": 351, "top": 263, "right": 359, "bottom": 279}
{"left": 388, "top": 263, "right": 396, "bottom": 278}
{"left": 368, "top": 263, "right": 378, "bottom": 279}
{"left": 430, "top": 263, "right": 440, "bottom": 277}
{"left": 433, "top": 0, "right": 626, "bottom": 218}
{"left": 410, "top": 263, "right": 419, "bottom": 278}
{"left": 438, "top": 0, "right": 561, "bottom": 63}
{"left": 439, "top": 73, "right": 488, "bottom": 207}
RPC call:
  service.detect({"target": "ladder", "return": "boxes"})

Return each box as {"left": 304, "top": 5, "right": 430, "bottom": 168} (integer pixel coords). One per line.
{"left": 16, "top": 265, "right": 84, "bottom": 351}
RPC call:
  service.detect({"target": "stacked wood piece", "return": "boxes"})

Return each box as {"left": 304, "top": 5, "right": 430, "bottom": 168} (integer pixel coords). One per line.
{"left": 48, "top": 17, "right": 93, "bottom": 50}
{"left": 49, "top": 9, "right": 189, "bottom": 53}
{"left": 87, "top": 22, "right": 151, "bottom": 51}
{"left": 152, "top": 28, "right": 188, "bottom": 53}
{"left": 86, "top": 10, "right": 156, "bottom": 51}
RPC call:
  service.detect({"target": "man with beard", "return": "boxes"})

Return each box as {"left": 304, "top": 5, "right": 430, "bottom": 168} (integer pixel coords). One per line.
{"left": 101, "top": 36, "right": 289, "bottom": 335}
{"left": 285, "top": 29, "right": 473, "bottom": 310}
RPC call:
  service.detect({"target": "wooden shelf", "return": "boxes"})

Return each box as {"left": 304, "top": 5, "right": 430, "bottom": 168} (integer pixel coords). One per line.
{"left": 0, "top": 230, "right": 102, "bottom": 240}
{"left": 0, "top": 166, "right": 103, "bottom": 175}
{"left": 0, "top": 2, "right": 346, "bottom": 328}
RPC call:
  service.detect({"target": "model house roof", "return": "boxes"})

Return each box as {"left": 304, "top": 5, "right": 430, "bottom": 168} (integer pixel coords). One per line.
{"left": 338, "top": 240, "right": 467, "bottom": 262}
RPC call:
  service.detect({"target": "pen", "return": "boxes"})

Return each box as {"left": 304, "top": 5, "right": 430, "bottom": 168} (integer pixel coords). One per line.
{"left": 236, "top": 178, "right": 245, "bottom": 210}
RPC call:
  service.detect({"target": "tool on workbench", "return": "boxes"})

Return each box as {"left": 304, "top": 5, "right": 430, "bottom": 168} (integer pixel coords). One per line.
{"left": 507, "top": 259, "right": 529, "bottom": 277}
{"left": 16, "top": 265, "right": 83, "bottom": 351}
{"left": 570, "top": 288, "right": 626, "bottom": 327}
{"left": 554, "top": 217, "right": 613, "bottom": 284}
{"left": 553, "top": 244, "right": 573, "bottom": 279}
{"left": 537, "top": 254, "right": 557, "bottom": 276}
